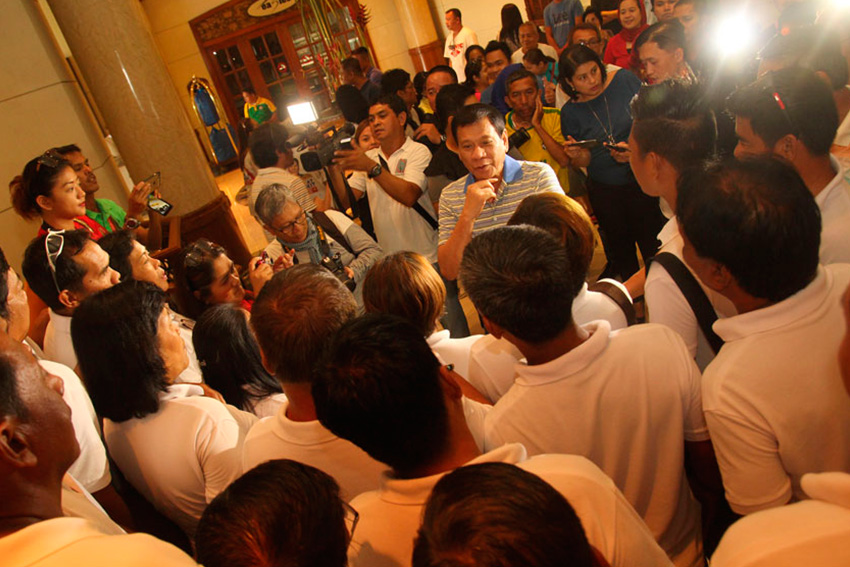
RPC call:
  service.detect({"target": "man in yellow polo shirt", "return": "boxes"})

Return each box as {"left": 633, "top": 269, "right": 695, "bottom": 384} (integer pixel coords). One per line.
{"left": 504, "top": 68, "right": 570, "bottom": 194}
{"left": 242, "top": 87, "right": 278, "bottom": 127}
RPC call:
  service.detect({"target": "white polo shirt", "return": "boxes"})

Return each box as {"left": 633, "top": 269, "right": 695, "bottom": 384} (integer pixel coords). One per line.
{"left": 348, "top": 137, "right": 437, "bottom": 262}
{"left": 484, "top": 321, "right": 708, "bottom": 567}
{"left": 465, "top": 282, "right": 633, "bottom": 404}
{"left": 645, "top": 216, "right": 737, "bottom": 370}
{"left": 711, "top": 472, "right": 850, "bottom": 567}
{"left": 817, "top": 156, "right": 850, "bottom": 264}
{"left": 426, "top": 330, "right": 482, "bottom": 379}
{"left": 104, "top": 384, "right": 256, "bottom": 538}
{"left": 704, "top": 264, "right": 850, "bottom": 515}
{"left": 43, "top": 310, "right": 76, "bottom": 370}
{"left": 348, "top": 443, "right": 673, "bottom": 567}
{"left": 242, "top": 399, "right": 387, "bottom": 501}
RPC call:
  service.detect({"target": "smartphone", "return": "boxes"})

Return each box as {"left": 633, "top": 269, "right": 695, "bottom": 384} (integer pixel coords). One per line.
{"left": 605, "top": 142, "right": 629, "bottom": 153}
{"left": 257, "top": 251, "right": 271, "bottom": 266}
{"left": 143, "top": 171, "right": 162, "bottom": 189}
{"left": 339, "top": 137, "right": 354, "bottom": 151}
{"left": 148, "top": 195, "right": 173, "bottom": 216}
{"left": 570, "top": 139, "right": 602, "bottom": 150}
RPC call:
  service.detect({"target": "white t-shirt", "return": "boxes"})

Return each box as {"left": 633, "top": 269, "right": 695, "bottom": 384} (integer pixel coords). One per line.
{"left": 645, "top": 216, "right": 738, "bottom": 370}
{"left": 348, "top": 138, "right": 437, "bottom": 262}
{"left": 242, "top": 399, "right": 387, "bottom": 501}
{"left": 465, "top": 282, "right": 632, "bottom": 403}
{"left": 0, "top": 517, "right": 198, "bottom": 567}
{"left": 484, "top": 321, "right": 707, "bottom": 567}
{"left": 511, "top": 43, "right": 559, "bottom": 63}
{"left": 348, "top": 443, "right": 673, "bottom": 567}
{"left": 39, "top": 359, "right": 111, "bottom": 493}
{"left": 61, "top": 474, "right": 124, "bottom": 536}
{"left": 816, "top": 156, "right": 850, "bottom": 264}
{"left": 426, "top": 329, "right": 482, "bottom": 379}
{"left": 704, "top": 264, "right": 850, "bottom": 515}
{"left": 711, "top": 472, "right": 850, "bottom": 567}
{"left": 104, "top": 384, "right": 256, "bottom": 537}
{"left": 43, "top": 309, "right": 76, "bottom": 370}
{"left": 444, "top": 26, "right": 479, "bottom": 82}
{"left": 174, "top": 313, "right": 203, "bottom": 384}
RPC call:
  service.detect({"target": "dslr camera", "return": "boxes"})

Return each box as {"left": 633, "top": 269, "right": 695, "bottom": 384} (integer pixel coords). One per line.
{"left": 508, "top": 127, "right": 531, "bottom": 150}
{"left": 320, "top": 252, "right": 356, "bottom": 291}
{"left": 299, "top": 123, "right": 357, "bottom": 172}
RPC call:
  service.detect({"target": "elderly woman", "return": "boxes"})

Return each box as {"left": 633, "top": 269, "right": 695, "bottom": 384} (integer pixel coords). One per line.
{"left": 255, "top": 183, "right": 382, "bottom": 307}
{"left": 71, "top": 280, "right": 256, "bottom": 538}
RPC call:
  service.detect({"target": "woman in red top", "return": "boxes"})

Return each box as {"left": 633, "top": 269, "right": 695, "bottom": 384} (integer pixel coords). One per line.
{"left": 603, "top": 0, "right": 648, "bottom": 72}
{"left": 10, "top": 150, "right": 109, "bottom": 239}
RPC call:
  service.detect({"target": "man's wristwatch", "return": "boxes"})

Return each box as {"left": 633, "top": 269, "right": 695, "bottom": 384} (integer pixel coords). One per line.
{"left": 367, "top": 162, "right": 383, "bottom": 179}
{"left": 124, "top": 217, "right": 141, "bottom": 230}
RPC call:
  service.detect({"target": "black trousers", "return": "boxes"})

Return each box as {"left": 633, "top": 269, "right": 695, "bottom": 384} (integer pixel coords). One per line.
{"left": 588, "top": 177, "right": 666, "bottom": 281}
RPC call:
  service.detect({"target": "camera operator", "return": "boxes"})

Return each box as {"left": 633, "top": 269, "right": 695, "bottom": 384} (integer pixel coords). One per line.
{"left": 255, "top": 183, "right": 382, "bottom": 307}
{"left": 504, "top": 68, "right": 571, "bottom": 194}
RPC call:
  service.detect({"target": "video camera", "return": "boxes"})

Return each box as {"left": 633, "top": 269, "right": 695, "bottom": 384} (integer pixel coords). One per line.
{"left": 298, "top": 122, "right": 357, "bottom": 172}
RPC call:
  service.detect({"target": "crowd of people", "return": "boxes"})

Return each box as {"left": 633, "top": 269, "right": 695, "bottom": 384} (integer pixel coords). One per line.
{"left": 3, "top": 0, "right": 850, "bottom": 566}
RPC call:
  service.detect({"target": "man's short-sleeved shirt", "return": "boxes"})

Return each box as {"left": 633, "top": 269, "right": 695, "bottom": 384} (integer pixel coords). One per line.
{"left": 444, "top": 26, "right": 479, "bottom": 82}
{"left": 505, "top": 108, "right": 570, "bottom": 193}
{"left": 244, "top": 96, "right": 276, "bottom": 125}
{"left": 348, "top": 137, "right": 438, "bottom": 262}
{"left": 511, "top": 43, "right": 559, "bottom": 63}
{"left": 86, "top": 199, "right": 125, "bottom": 233}
{"left": 817, "top": 156, "right": 850, "bottom": 264}
{"left": 438, "top": 156, "right": 563, "bottom": 246}
{"left": 544, "top": 0, "right": 583, "bottom": 48}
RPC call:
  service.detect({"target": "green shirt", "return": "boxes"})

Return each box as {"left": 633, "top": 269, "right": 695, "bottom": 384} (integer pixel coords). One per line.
{"left": 244, "top": 97, "right": 276, "bottom": 125}
{"left": 85, "top": 198, "right": 126, "bottom": 233}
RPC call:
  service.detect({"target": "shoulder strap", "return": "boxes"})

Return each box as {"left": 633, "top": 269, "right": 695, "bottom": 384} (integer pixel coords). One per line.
{"left": 588, "top": 280, "right": 637, "bottom": 326}
{"left": 312, "top": 211, "right": 354, "bottom": 255}
{"left": 377, "top": 154, "right": 438, "bottom": 231}
{"left": 651, "top": 252, "right": 724, "bottom": 354}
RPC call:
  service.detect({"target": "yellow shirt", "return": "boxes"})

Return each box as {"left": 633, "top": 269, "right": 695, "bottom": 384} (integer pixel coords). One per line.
{"left": 506, "top": 107, "right": 570, "bottom": 194}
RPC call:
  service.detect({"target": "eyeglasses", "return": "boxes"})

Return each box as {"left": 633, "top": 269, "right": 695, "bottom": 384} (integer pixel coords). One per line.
{"left": 343, "top": 501, "right": 360, "bottom": 543}
{"left": 577, "top": 38, "right": 602, "bottom": 46}
{"left": 44, "top": 229, "right": 66, "bottom": 294}
{"left": 36, "top": 149, "right": 63, "bottom": 172}
{"left": 274, "top": 211, "right": 307, "bottom": 233}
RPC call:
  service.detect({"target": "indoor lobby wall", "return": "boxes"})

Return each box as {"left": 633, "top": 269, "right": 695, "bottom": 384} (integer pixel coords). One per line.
{"left": 0, "top": 0, "right": 129, "bottom": 273}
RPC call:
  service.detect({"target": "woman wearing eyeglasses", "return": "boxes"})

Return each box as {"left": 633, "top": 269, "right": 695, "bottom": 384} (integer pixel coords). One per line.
{"left": 10, "top": 150, "right": 110, "bottom": 239}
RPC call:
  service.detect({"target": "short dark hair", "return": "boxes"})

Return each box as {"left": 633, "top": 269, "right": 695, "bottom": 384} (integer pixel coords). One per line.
{"left": 313, "top": 314, "right": 448, "bottom": 475}
{"left": 465, "top": 44, "right": 485, "bottom": 63}
{"left": 506, "top": 68, "right": 540, "bottom": 92}
{"left": 10, "top": 150, "right": 72, "bottom": 220}
{"left": 250, "top": 264, "right": 356, "bottom": 384}
{"left": 412, "top": 463, "right": 594, "bottom": 567}
{"left": 22, "top": 230, "right": 90, "bottom": 311}
{"left": 435, "top": 83, "right": 476, "bottom": 133}
{"left": 249, "top": 122, "right": 290, "bottom": 168}
{"left": 558, "top": 44, "right": 607, "bottom": 98}
{"left": 582, "top": 6, "right": 604, "bottom": 25}
{"left": 181, "top": 238, "right": 227, "bottom": 302}
{"left": 634, "top": 20, "right": 686, "bottom": 52}
{"left": 451, "top": 103, "right": 506, "bottom": 142}
{"left": 381, "top": 68, "right": 412, "bottom": 96}
{"left": 631, "top": 80, "right": 717, "bottom": 173}
{"left": 0, "top": 340, "right": 28, "bottom": 420}
{"left": 372, "top": 94, "right": 407, "bottom": 117}
{"left": 446, "top": 8, "right": 461, "bottom": 20}
{"left": 727, "top": 66, "right": 838, "bottom": 156}
{"left": 98, "top": 230, "right": 136, "bottom": 281}
{"left": 508, "top": 193, "right": 596, "bottom": 281}
{"left": 522, "top": 47, "right": 555, "bottom": 66}
{"left": 570, "top": 22, "right": 602, "bottom": 44}
{"left": 426, "top": 65, "right": 458, "bottom": 84}
{"left": 0, "top": 246, "right": 10, "bottom": 321}
{"left": 242, "top": 86, "right": 257, "bottom": 95}
{"left": 193, "top": 304, "right": 282, "bottom": 413}
{"left": 53, "top": 144, "right": 82, "bottom": 156}
{"left": 460, "top": 226, "right": 578, "bottom": 343}
{"left": 484, "top": 40, "right": 512, "bottom": 62}
{"left": 196, "top": 459, "right": 348, "bottom": 567}
{"left": 71, "top": 280, "right": 169, "bottom": 422}
{"left": 677, "top": 156, "right": 821, "bottom": 302}
{"left": 335, "top": 84, "right": 371, "bottom": 124}
{"left": 352, "top": 46, "right": 370, "bottom": 56}
{"left": 342, "top": 57, "right": 363, "bottom": 74}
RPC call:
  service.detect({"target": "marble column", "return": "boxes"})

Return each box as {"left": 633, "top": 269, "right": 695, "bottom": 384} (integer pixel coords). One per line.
{"left": 45, "top": 0, "right": 220, "bottom": 215}
{"left": 391, "top": 0, "right": 444, "bottom": 72}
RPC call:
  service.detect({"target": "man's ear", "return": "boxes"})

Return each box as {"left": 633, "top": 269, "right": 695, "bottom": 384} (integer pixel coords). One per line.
{"left": 57, "top": 289, "right": 80, "bottom": 311}
{"left": 0, "top": 418, "right": 37, "bottom": 469}
{"left": 700, "top": 259, "right": 735, "bottom": 293}
{"left": 774, "top": 133, "right": 799, "bottom": 161}
{"left": 259, "top": 348, "right": 276, "bottom": 376}
{"left": 446, "top": 117, "right": 459, "bottom": 153}
{"left": 674, "top": 47, "right": 684, "bottom": 64}
{"left": 480, "top": 313, "right": 505, "bottom": 339}
{"left": 398, "top": 109, "right": 407, "bottom": 129}
{"left": 500, "top": 128, "right": 510, "bottom": 150}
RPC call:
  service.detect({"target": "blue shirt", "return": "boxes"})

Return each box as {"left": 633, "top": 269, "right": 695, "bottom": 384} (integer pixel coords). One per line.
{"left": 490, "top": 63, "right": 524, "bottom": 115}
{"left": 560, "top": 69, "right": 641, "bottom": 186}
{"left": 544, "top": 0, "right": 583, "bottom": 48}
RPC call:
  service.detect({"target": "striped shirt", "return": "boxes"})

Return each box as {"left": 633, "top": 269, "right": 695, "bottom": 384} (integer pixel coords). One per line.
{"left": 438, "top": 156, "right": 564, "bottom": 245}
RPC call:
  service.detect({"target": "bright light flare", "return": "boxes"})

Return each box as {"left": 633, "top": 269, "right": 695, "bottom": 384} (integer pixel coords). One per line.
{"left": 712, "top": 11, "right": 757, "bottom": 58}
{"left": 288, "top": 102, "right": 318, "bottom": 125}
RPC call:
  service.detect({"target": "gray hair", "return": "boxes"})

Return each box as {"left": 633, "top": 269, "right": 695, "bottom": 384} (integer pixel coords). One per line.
{"left": 255, "top": 183, "right": 299, "bottom": 226}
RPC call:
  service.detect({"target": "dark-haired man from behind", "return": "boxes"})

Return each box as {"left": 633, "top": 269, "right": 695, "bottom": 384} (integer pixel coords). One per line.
{"left": 728, "top": 66, "right": 850, "bottom": 264}
{"left": 438, "top": 104, "right": 563, "bottom": 281}
{"left": 243, "top": 265, "right": 385, "bottom": 500}
{"left": 342, "top": 57, "right": 380, "bottom": 105}
{"left": 676, "top": 156, "right": 850, "bottom": 517}
{"left": 463, "top": 225, "right": 717, "bottom": 567}
{"left": 353, "top": 46, "right": 382, "bottom": 86}
{"left": 0, "top": 336, "right": 198, "bottom": 566}
{"left": 313, "top": 313, "right": 675, "bottom": 567}
{"left": 630, "top": 80, "right": 736, "bottom": 370}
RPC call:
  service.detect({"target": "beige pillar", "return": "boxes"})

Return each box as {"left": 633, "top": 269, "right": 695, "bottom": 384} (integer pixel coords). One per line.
{"left": 391, "top": 0, "right": 444, "bottom": 72}
{"left": 45, "top": 0, "right": 219, "bottom": 214}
